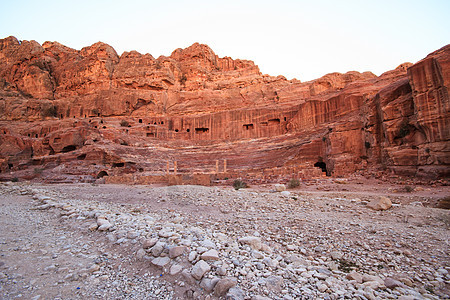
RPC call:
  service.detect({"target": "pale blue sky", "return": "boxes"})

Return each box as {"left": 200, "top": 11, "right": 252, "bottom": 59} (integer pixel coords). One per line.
{"left": 1, "top": 0, "right": 449, "bottom": 81}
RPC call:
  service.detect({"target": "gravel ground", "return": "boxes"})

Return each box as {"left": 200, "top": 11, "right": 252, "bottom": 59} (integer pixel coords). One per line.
{"left": 0, "top": 180, "right": 449, "bottom": 299}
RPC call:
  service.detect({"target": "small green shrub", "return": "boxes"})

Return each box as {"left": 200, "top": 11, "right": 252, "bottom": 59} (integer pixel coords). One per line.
{"left": 233, "top": 179, "right": 248, "bottom": 190}
{"left": 120, "top": 120, "right": 129, "bottom": 127}
{"left": 288, "top": 178, "right": 300, "bottom": 189}
{"left": 11, "top": 177, "right": 19, "bottom": 182}
{"left": 336, "top": 259, "right": 357, "bottom": 273}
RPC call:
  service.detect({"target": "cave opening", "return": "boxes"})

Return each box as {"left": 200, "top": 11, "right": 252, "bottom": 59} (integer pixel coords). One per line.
{"left": 139, "top": 119, "right": 142, "bottom": 123}
{"left": 61, "top": 145, "right": 77, "bottom": 153}
{"left": 314, "top": 161, "right": 329, "bottom": 175}
{"left": 77, "top": 154, "right": 87, "bottom": 160}
{"left": 97, "top": 171, "right": 108, "bottom": 178}
{"left": 268, "top": 118, "right": 280, "bottom": 125}
{"left": 112, "top": 162, "right": 125, "bottom": 168}
{"left": 195, "top": 127, "right": 209, "bottom": 133}
{"left": 243, "top": 124, "right": 254, "bottom": 130}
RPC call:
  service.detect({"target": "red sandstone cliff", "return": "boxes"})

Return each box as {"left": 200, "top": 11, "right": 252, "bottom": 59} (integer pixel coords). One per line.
{"left": 0, "top": 36, "right": 448, "bottom": 183}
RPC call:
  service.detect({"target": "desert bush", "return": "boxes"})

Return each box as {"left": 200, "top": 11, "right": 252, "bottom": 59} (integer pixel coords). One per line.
{"left": 233, "top": 179, "right": 248, "bottom": 190}
{"left": 11, "top": 177, "right": 18, "bottom": 182}
{"left": 336, "top": 259, "right": 358, "bottom": 273}
{"left": 288, "top": 178, "right": 300, "bottom": 189}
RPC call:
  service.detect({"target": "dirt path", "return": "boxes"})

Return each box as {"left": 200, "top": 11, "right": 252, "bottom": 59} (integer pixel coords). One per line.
{"left": 0, "top": 184, "right": 177, "bottom": 299}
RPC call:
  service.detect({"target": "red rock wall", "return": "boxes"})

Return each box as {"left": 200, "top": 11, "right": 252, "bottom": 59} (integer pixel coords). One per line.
{"left": 0, "top": 36, "right": 448, "bottom": 181}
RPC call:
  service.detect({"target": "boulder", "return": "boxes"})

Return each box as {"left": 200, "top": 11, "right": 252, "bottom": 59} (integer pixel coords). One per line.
{"left": 367, "top": 196, "right": 392, "bottom": 211}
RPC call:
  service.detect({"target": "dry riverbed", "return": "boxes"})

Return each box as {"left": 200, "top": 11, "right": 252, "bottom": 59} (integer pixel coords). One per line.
{"left": 0, "top": 179, "right": 449, "bottom": 299}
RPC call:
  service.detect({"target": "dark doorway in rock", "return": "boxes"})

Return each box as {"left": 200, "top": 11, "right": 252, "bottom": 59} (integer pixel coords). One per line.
{"left": 314, "top": 161, "right": 328, "bottom": 175}
{"left": 268, "top": 118, "right": 280, "bottom": 125}
{"left": 61, "top": 145, "right": 77, "bottom": 153}
{"left": 97, "top": 171, "right": 108, "bottom": 178}
{"left": 195, "top": 127, "right": 209, "bottom": 133}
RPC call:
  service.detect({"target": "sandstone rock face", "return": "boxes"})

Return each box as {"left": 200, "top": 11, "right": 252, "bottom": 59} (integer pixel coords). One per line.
{"left": 0, "top": 36, "right": 448, "bottom": 182}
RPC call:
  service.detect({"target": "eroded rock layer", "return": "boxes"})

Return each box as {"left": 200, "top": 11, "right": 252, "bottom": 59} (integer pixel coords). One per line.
{"left": 0, "top": 36, "right": 449, "bottom": 183}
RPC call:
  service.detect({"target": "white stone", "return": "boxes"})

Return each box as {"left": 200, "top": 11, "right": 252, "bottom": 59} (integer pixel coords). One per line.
{"left": 170, "top": 264, "right": 183, "bottom": 275}
{"left": 238, "top": 236, "right": 262, "bottom": 250}
{"left": 192, "top": 260, "right": 211, "bottom": 280}
{"left": 201, "top": 249, "right": 220, "bottom": 261}
{"left": 274, "top": 184, "right": 287, "bottom": 192}
{"left": 201, "top": 239, "right": 216, "bottom": 249}
{"left": 151, "top": 256, "right": 170, "bottom": 267}
{"left": 188, "top": 251, "right": 197, "bottom": 262}
{"left": 98, "top": 221, "right": 112, "bottom": 231}
{"left": 318, "top": 283, "right": 328, "bottom": 292}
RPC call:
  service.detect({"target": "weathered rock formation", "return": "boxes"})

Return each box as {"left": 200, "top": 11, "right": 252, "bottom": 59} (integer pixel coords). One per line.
{"left": 0, "top": 36, "right": 448, "bottom": 183}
